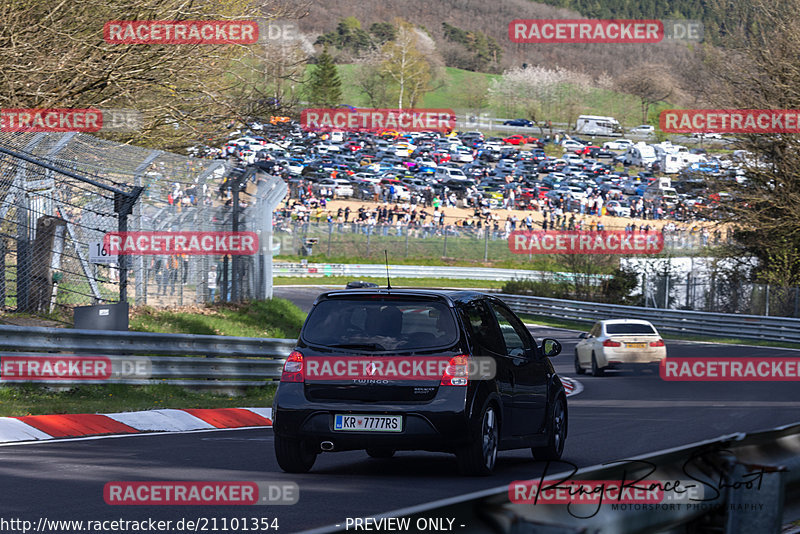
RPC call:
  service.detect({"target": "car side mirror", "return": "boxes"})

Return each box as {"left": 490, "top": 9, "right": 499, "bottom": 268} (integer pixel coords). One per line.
{"left": 578, "top": 332, "right": 587, "bottom": 339}
{"left": 541, "top": 338, "right": 562, "bottom": 358}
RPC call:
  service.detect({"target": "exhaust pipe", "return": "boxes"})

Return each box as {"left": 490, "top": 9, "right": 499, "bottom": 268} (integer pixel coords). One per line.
{"left": 320, "top": 441, "right": 334, "bottom": 452}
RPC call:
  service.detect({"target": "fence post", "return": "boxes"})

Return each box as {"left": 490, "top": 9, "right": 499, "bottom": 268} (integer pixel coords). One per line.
{"left": 664, "top": 275, "right": 670, "bottom": 309}
{"left": 327, "top": 223, "right": 332, "bottom": 256}
{"left": 16, "top": 192, "right": 30, "bottom": 311}
{"left": 0, "top": 240, "right": 6, "bottom": 308}
{"left": 765, "top": 284, "right": 770, "bottom": 316}
{"left": 686, "top": 272, "right": 691, "bottom": 309}
{"left": 484, "top": 228, "right": 489, "bottom": 262}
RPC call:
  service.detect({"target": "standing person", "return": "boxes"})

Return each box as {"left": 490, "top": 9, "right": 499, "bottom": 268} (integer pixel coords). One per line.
{"left": 208, "top": 265, "right": 218, "bottom": 302}
{"left": 155, "top": 256, "right": 168, "bottom": 296}
{"left": 168, "top": 254, "right": 180, "bottom": 296}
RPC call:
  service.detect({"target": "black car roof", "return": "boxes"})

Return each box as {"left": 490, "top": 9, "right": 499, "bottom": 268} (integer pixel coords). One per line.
{"left": 314, "top": 288, "right": 488, "bottom": 307}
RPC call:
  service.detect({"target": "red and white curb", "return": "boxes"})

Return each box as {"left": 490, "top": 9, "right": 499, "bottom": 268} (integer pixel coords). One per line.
{"left": 0, "top": 407, "right": 272, "bottom": 444}
{"left": 562, "top": 377, "right": 583, "bottom": 398}
{"left": 0, "top": 380, "right": 582, "bottom": 445}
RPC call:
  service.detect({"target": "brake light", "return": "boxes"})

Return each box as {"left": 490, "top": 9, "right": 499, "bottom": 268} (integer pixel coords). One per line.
{"left": 650, "top": 339, "right": 665, "bottom": 347}
{"left": 603, "top": 339, "right": 622, "bottom": 347}
{"left": 281, "top": 351, "right": 304, "bottom": 382}
{"left": 440, "top": 355, "right": 469, "bottom": 386}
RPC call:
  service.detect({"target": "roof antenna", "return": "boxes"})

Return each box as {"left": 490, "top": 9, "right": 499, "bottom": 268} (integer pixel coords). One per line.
{"left": 384, "top": 250, "right": 392, "bottom": 290}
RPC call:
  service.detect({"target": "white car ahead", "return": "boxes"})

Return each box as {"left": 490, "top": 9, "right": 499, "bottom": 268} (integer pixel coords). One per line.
{"left": 574, "top": 319, "right": 666, "bottom": 376}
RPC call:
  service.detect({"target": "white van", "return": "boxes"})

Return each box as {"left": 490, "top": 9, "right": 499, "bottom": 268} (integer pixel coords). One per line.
{"left": 575, "top": 115, "right": 622, "bottom": 136}
{"left": 623, "top": 142, "right": 658, "bottom": 167}
{"left": 644, "top": 185, "right": 679, "bottom": 207}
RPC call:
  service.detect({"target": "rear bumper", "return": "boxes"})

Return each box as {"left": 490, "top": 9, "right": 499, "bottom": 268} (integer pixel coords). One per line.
{"left": 602, "top": 347, "right": 667, "bottom": 366}
{"left": 273, "top": 384, "right": 473, "bottom": 452}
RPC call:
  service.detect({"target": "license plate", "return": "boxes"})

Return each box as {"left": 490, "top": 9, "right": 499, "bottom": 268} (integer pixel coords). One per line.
{"left": 334, "top": 414, "right": 403, "bottom": 432}
{"left": 625, "top": 342, "right": 647, "bottom": 348}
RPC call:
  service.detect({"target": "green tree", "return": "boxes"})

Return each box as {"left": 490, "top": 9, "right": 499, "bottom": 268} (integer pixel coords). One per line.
{"left": 315, "top": 17, "right": 373, "bottom": 55}
{"left": 306, "top": 47, "right": 342, "bottom": 107}
{"left": 381, "top": 21, "right": 433, "bottom": 109}
{"left": 369, "top": 22, "right": 396, "bottom": 44}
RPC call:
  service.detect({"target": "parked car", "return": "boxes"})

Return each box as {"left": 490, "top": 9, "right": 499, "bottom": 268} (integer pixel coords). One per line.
{"left": 503, "top": 134, "right": 536, "bottom": 145}
{"left": 314, "top": 178, "right": 354, "bottom": 198}
{"left": 345, "top": 281, "right": 380, "bottom": 289}
{"left": 561, "top": 139, "right": 585, "bottom": 151}
{"left": 273, "top": 289, "right": 567, "bottom": 475}
{"left": 605, "top": 199, "right": 631, "bottom": 217}
{"left": 574, "top": 319, "right": 666, "bottom": 376}
{"left": 628, "top": 125, "right": 655, "bottom": 136}
{"left": 603, "top": 139, "right": 634, "bottom": 150}
{"left": 503, "top": 118, "right": 534, "bottom": 127}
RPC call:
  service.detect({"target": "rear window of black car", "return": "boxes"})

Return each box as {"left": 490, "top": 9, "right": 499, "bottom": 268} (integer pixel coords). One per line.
{"left": 605, "top": 323, "right": 657, "bottom": 335}
{"left": 302, "top": 298, "right": 458, "bottom": 351}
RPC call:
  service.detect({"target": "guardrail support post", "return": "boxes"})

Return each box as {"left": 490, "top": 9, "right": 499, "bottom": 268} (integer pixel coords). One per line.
{"left": 724, "top": 461, "right": 784, "bottom": 534}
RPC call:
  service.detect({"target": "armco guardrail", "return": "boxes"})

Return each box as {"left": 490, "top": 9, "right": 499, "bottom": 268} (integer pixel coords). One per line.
{"left": 275, "top": 262, "right": 610, "bottom": 283}
{"left": 0, "top": 324, "right": 295, "bottom": 357}
{"left": 0, "top": 325, "right": 295, "bottom": 390}
{"left": 498, "top": 293, "right": 800, "bottom": 343}
{"left": 306, "top": 421, "right": 800, "bottom": 534}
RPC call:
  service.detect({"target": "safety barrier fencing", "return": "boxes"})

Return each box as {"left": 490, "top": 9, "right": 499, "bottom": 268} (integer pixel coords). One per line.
{"left": 305, "top": 421, "right": 800, "bottom": 534}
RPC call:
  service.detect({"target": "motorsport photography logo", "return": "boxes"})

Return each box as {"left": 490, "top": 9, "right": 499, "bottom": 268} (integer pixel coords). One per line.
{"left": 509, "top": 19, "right": 703, "bottom": 43}
{"left": 0, "top": 109, "right": 141, "bottom": 133}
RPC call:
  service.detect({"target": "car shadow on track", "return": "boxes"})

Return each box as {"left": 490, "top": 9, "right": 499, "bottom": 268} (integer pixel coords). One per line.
{"left": 307, "top": 451, "right": 568, "bottom": 478}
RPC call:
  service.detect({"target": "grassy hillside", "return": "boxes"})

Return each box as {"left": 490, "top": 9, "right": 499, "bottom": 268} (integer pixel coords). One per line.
{"left": 325, "top": 64, "right": 672, "bottom": 127}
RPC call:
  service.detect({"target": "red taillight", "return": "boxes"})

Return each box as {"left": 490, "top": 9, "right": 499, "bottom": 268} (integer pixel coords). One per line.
{"left": 440, "top": 355, "right": 469, "bottom": 387}
{"left": 650, "top": 339, "right": 665, "bottom": 347}
{"left": 281, "top": 351, "right": 304, "bottom": 382}
{"left": 603, "top": 339, "right": 622, "bottom": 347}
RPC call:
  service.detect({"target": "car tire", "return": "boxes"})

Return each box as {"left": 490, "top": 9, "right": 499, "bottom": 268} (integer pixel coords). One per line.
{"left": 456, "top": 402, "right": 499, "bottom": 476}
{"left": 532, "top": 395, "right": 567, "bottom": 461}
{"left": 574, "top": 351, "right": 585, "bottom": 375}
{"left": 591, "top": 353, "right": 604, "bottom": 377}
{"left": 366, "top": 448, "right": 395, "bottom": 459}
{"left": 274, "top": 434, "right": 317, "bottom": 474}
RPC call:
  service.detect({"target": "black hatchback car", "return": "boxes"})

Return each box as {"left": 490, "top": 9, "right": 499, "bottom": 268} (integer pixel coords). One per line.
{"left": 273, "top": 289, "right": 567, "bottom": 475}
